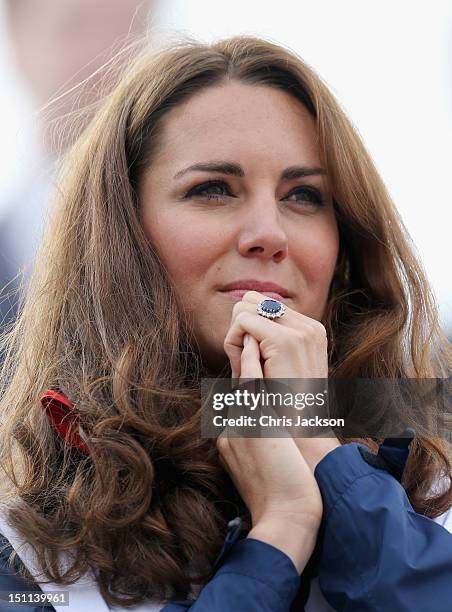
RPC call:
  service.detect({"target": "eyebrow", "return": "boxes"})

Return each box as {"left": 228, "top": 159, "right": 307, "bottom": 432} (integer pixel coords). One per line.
{"left": 173, "top": 161, "right": 327, "bottom": 181}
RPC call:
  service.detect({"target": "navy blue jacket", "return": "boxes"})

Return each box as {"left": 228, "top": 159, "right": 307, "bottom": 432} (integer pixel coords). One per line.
{"left": 1, "top": 440, "right": 451, "bottom": 611}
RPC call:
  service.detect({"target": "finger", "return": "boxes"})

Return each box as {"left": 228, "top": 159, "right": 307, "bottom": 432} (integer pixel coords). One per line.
{"left": 225, "top": 291, "right": 328, "bottom": 381}
{"left": 224, "top": 310, "right": 290, "bottom": 373}
{"left": 235, "top": 290, "right": 322, "bottom": 333}
{"left": 229, "top": 333, "right": 247, "bottom": 381}
{"left": 226, "top": 292, "right": 310, "bottom": 378}
{"left": 240, "top": 334, "right": 263, "bottom": 380}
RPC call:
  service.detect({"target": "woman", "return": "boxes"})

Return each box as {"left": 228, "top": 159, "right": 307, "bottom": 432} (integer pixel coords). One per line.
{"left": 0, "top": 34, "right": 451, "bottom": 611}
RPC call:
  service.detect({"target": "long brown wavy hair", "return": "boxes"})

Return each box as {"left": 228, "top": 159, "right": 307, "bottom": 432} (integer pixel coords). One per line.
{"left": 1, "top": 33, "right": 451, "bottom": 607}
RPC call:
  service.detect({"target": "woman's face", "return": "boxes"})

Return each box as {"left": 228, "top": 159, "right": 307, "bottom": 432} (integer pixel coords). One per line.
{"left": 139, "top": 81, "right": 339, "bottom": 374}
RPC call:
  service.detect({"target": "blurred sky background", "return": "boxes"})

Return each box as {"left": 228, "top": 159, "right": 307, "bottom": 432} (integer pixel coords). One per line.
{"left": 1, "top": 0, "right": 451, "bottom": 334}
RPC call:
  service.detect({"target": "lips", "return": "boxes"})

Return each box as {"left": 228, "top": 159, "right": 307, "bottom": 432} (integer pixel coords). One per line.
{"left": 220, "top": 289, "right": 287, "bottom": 302}
{"left": 219, "top": 279, "right": 291, "bottom": 297}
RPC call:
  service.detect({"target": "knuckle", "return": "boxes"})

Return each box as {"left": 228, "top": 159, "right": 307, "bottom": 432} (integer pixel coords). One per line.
{"left": 236, "top": 310, "right": 251, "bottom": 325}
{"left": 312, "top": 322, "right": 328, "bottom": 345}
{"left": 216, "top": 434, "right": 229, "bottom": 451}
{"left": 290, "top": 327, "right": 308, "bottom": 343}
{"left": 291, "top": 326, "right": 319, "bottom": 345}
{"left": 312, "top": 320, "right": 327, "bottom": 338}
{"left": 231, "top": 301, "right": 247, "bottom": 317}
{"left": 295, "top": 321, "right": 326, "bottom": 342}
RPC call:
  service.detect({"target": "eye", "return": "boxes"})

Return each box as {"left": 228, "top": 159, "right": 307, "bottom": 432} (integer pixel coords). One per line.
{"left": 183, "top": 181, "right": 325, "bottom": 207}
{"left": 184, "top": 180, "right": 233, "bottom": 201}
{"left": 284, "top": 186, "right": 325, "bottom": 207}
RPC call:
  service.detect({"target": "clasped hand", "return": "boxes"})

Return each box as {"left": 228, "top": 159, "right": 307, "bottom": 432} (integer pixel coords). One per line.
{"left": 217, "top": 290, "right": 341, "bottom": 534}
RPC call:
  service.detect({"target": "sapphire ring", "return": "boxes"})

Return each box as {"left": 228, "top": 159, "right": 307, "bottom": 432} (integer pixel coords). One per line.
{"left": 256, "top": 298, "right": 286, "bottom": 320}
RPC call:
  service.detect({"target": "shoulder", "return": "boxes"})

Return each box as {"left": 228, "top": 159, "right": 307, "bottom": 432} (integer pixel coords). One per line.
{"left": 0, "top": 503, "right": 40, "bottom": 588}
{"left": 0, "top": 529, "right": 56, "bottom": 611}
{"left": 0, "top": 505, "right": 166, "bottom": 612}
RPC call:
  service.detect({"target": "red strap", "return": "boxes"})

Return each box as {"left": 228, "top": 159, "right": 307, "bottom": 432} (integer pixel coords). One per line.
{"left": 40, "top": 390, "right": 90, "bottom": 454}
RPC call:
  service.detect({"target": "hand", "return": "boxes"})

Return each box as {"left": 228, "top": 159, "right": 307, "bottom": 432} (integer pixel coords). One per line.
{"left": 217, "top": 415, "right": 323, "bottom": 531}
{"left": 223, "top": 290, "right": 329, "bottom": 380}
{"left": 223, "top": 290, "right": 341, "bottom": 471}
{"left": 217, "top": 332, "right": 323, "bottom": 571}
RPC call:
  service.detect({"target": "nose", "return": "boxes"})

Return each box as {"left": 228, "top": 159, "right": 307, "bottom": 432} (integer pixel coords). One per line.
{"left": 237, "top": 197, "right": 289, "bottom": 262}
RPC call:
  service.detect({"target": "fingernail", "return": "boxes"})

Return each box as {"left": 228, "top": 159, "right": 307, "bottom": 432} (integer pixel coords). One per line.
{"left": 244, "top": 334, "right": 250, "bottom": 346}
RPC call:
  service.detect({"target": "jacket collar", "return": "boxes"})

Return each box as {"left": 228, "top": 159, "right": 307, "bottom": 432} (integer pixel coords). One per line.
{"left": 0, "top": 503, "right": 169, "bottom": 611}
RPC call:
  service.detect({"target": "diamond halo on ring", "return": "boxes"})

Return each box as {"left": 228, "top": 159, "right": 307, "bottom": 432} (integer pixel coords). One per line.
{"left": 256, "top": 298, "right": 286, "bottom": 320}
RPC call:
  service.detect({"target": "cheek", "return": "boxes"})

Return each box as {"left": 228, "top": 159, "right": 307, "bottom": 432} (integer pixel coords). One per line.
{"left": 309, "top": 240, "right": 338, "bottom": 285}
{"left": 142, "top": 211, "right": 220, "bottom": 286}
{"left": 292, "top": 221, "right": 339, "bottom": 297}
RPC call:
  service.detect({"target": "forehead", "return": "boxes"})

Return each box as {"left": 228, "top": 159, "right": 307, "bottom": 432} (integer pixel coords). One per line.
{"left": 153, "top": 81, "right": 321, "bottom": 172}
